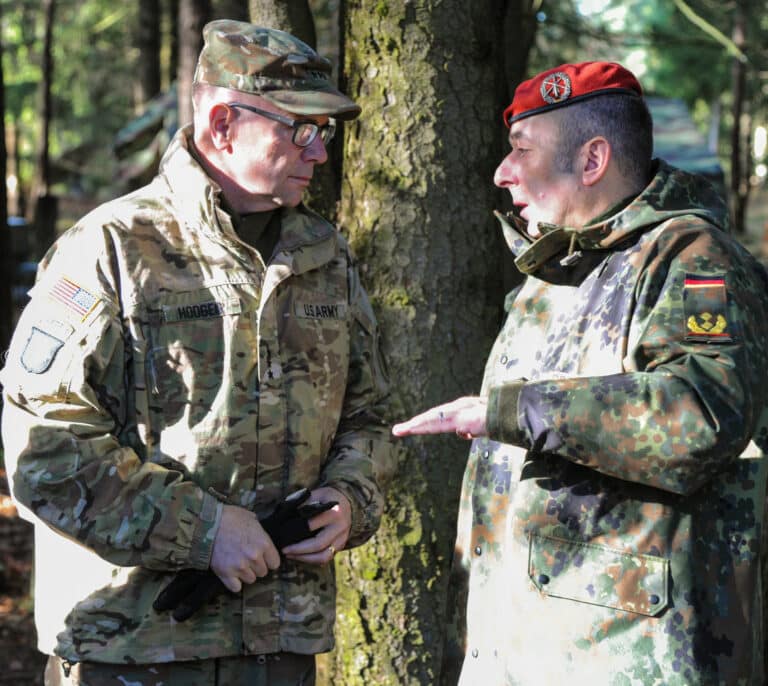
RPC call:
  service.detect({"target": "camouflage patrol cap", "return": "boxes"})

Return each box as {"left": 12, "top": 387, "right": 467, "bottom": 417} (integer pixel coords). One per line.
{"left": 194, "top": 20, "right": 361, "bottom": 120}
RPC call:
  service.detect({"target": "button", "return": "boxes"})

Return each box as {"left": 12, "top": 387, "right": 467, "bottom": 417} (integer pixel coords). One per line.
{"left": 471, "top": 648, "right": 479, "bottom": 658}
{"left": 500, "top": 355, "right": 508, "bottom": 364}
{"left": 649, "top": 594, "right": 660, "bottom": 605}
{"left": 482, "top": 450, "right": 490, "bottom": 459}
{"left": 537, "top": 573, "right": 550, "bottom": 585}
{"left": 474, "top": 546, "right": 482, "bottom": 556}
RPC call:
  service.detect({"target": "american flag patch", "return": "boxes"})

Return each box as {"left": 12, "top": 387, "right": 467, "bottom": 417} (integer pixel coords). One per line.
{"left": 49, "top": 277, "right": 99, "bottom": 319}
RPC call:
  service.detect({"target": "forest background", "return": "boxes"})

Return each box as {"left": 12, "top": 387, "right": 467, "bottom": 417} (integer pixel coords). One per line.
{"left": 0, "top": 0, "right": 767, "bottom": 685}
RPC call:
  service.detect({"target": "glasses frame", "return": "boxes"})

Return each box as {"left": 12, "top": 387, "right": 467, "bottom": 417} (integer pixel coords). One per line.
{"left": 227, "top": 102, "right": 335, "bottom": 148}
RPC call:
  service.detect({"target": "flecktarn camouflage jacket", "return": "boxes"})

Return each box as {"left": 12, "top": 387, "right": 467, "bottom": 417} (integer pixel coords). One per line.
{"left": 453, "top": 161, "right": 768, "bottom": 686}
{"left": 0, "top": 128, "right": 393, "bottom": 664}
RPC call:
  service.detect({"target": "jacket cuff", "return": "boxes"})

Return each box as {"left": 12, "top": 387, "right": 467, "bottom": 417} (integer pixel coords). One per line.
{"left": 187, "top": 491, "right": 222, "bottom": 569}
{"left": 323, "top": 480, "right": 379, "bottom": 549}
{"left": 487, "top": 381, "right": 527, "bottom": 446}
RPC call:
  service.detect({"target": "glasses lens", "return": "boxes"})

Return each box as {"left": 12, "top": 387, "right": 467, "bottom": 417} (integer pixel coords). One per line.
{"left": 320, "top": 121, "right": 336, "bottom": 145}
{"left": 293, "top": 123, "right": 318, "bottom": 147}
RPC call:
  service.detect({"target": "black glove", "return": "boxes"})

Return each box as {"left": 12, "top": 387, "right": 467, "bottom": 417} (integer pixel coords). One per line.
{"left": 153, "top": 488, "right": 337, "bottom": 621}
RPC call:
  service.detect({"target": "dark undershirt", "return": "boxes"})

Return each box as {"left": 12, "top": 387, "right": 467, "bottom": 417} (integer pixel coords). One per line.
{"left": 233, "top": 209, "right": 282, "bottom": 263}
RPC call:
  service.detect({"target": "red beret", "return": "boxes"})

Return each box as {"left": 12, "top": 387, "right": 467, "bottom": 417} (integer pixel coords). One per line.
{"left": 503, "top": 61, "right": 643, "bottom": 127}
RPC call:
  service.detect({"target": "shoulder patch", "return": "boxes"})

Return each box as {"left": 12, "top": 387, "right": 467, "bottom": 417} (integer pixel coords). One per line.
{"left": 20, "top": 320, "right": 75, "bottom": 374}
{"left": 47, "top": 276, "right": 101, "bottom": 322}
{"left": 683, "top": 274, "right": 732, "bottom": 342}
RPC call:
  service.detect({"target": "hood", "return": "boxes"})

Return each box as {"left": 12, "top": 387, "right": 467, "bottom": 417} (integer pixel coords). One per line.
{"left": 497, "top": 159, "right": 729, "bottom": 280}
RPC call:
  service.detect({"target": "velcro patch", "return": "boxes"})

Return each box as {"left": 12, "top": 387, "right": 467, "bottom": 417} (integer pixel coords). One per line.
{"left": 294, "top": 301, "right": 347, "bottom": 320}
{"left": 48, "top": 277, "right": 100, "bottom": 321}
{"left": 20, "top": 320, "right": 74, "bottom": 373}
{"left": 683, "top": 274, "right": 732, "bottom": 342}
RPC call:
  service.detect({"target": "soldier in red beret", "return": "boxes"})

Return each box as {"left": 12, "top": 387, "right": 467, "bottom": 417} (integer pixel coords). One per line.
{"left": 395, "top": 61, "right": 768, "bottom": 685}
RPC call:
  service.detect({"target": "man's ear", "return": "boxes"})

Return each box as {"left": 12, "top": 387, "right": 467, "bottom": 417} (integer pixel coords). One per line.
{"left": 209, "top": 103, "right": 233, "bottom": 151}
{"left": 581, "top": 137, "right": 610, "bottom": 187}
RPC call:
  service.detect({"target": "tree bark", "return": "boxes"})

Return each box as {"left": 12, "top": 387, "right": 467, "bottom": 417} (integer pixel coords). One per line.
{"left": 504, "top": 0, "right": 540, "bottom": 94}
{"left": 329, "top": 2, "right": 511, "bottom": 683}
{"left": 214, "top": 0, "right": 250, "bottom": 21}
{"left": 136, "top": 0, "right": 162, "bottom": 109}
{"left": 177, "top": 0, "right": 212, "bottom": 127}
{"left": 248, "top": 0, "right": 316, "bottom": 46}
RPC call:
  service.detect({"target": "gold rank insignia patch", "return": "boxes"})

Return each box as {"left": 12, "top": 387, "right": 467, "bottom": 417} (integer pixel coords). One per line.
{"left": 683, "top": 274, "right": 732, "bottom": 342}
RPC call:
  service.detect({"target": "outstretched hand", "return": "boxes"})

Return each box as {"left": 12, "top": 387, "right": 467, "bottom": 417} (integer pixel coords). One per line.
{"left": 392, "top": 396, "right": 488, "bottom": 439}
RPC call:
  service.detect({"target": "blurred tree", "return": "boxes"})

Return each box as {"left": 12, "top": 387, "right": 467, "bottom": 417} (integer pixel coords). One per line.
{"left": 177, "top": 0, "right": 211, "bottom": 127}
{"left": 165, "top": 0, "right": 180, "bottom": 88}
{"left": 31, "top": 0, "right": 57, "bottom": 260}
{"left": 136, "top": 0, "right": 162, "bottom": 110}
{"left": 0, "top": 1, "right": 13, "bottom": 351}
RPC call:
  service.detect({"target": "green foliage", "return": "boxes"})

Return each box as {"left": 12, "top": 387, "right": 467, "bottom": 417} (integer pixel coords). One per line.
{"left": 3, "top": 0, "right": 139, "bottom": 199}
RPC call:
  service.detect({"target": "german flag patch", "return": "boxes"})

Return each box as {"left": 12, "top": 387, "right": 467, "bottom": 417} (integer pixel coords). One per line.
{"left": 683, "top": 274, "right": 732, "bottom": 342}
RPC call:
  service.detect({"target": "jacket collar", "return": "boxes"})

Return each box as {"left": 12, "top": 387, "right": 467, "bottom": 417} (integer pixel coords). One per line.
{"left": 158, "top": 127, "right": 337, "bottom": 275}
{"left": 497, "top": 159, "right": 728, "bottom": 281}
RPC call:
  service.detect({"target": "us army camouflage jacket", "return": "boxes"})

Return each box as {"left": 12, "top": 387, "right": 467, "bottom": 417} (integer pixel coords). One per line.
{"left": 0, "top": 128, "right": 393, "bottom": 664}
{"left": 452, "top": 161, "right": 768, "bottom": 686}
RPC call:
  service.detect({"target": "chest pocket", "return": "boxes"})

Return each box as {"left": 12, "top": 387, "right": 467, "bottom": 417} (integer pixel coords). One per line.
{"left": 145, "top": 286, "right": 246, "bottom": 432}
{"left": 528, "top": 533, "right": 669, "bottom": 617}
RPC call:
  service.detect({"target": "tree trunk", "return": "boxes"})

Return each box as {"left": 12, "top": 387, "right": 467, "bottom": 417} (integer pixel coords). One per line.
{"left": 136, "top": 0, "right": 162, "bottom": 110}
{"left": 504, "top": 0, "right": 540, "bottom": 94}
{"left": 329, "top": 2, "right": 511, "bottom": 683}
{"left": 165, "top": 0, "right": 180, "bottom": 89}
{"left": 32, "top": 0, "right": 57, "bottom": 259}
{"left": 0, "top": 4, "right": 13, "bottom": 352}
{"left": 177, "top": 0, "right": 212, "bottom": 127}
{"left": 248, "top": 0, "right": 316, "bottom": 46}
{"left": 214, "top": 0, "right": 250, "bottom": 21}
{"left": 728, "top": 2, "right": 746, "bottom": 234}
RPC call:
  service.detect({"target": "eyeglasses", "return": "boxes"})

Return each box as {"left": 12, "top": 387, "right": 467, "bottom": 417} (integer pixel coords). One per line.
{"left": 227, "top": 102, "right": 336, "bottom": 148}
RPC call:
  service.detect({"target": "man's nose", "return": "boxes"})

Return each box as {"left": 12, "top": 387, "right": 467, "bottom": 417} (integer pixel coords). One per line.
{"left": 494, "top": 154, "right": 516, "bottom": 188}
{"left": 302, "top": 135, "right": 329, "bottom": 164}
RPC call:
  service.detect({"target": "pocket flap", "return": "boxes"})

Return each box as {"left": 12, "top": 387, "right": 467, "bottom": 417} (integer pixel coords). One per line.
{"left": 528, "top": 533, "right": 669, "bottom": 617}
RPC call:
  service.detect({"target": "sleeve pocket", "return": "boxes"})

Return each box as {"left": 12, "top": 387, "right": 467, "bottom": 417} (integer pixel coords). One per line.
{"left": 528, "top": 533, "right": 669, "bottom": 617}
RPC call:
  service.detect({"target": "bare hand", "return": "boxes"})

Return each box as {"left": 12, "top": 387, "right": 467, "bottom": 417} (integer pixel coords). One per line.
{"left": 282, "top": 486, "right": 351, "bottom": 565}
{"left": 211, "top": 504, "right": 281, "bottom": 593}
{"left": 392, "top": 396, "right": 488, "bottom": 439}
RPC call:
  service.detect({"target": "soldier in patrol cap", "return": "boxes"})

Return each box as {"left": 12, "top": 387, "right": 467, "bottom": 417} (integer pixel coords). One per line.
{"left": 394, "top": 61, "right": 768, "bottom": 684}
{"left": 1, "top": 20, "right": 393, "bottom": 686}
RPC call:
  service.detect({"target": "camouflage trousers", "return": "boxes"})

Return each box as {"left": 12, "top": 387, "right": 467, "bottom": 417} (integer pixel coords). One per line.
{"left": 44, "top": 653, "right": 315, "bottom": 686}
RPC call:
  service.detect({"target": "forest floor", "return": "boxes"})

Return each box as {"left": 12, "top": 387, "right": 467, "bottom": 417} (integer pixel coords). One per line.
{"left": 1, "top": 186, "right": 768, "bottom": 685}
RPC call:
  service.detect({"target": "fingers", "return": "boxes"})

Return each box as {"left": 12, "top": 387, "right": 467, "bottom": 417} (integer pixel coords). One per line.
{"left": 211, "top": 505, "right": 282, "bottom": 589}
{"left": 284, "top": 536, "right": 344, "bottom": 565}
{"left": 282, "top": 488, "right": 351, "bottom": 564}
{"left": 392, "top": 397, "right": 489, "bottom": 438}
{"left": 218, "top": 574, "right": 243, "bottom": 594}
